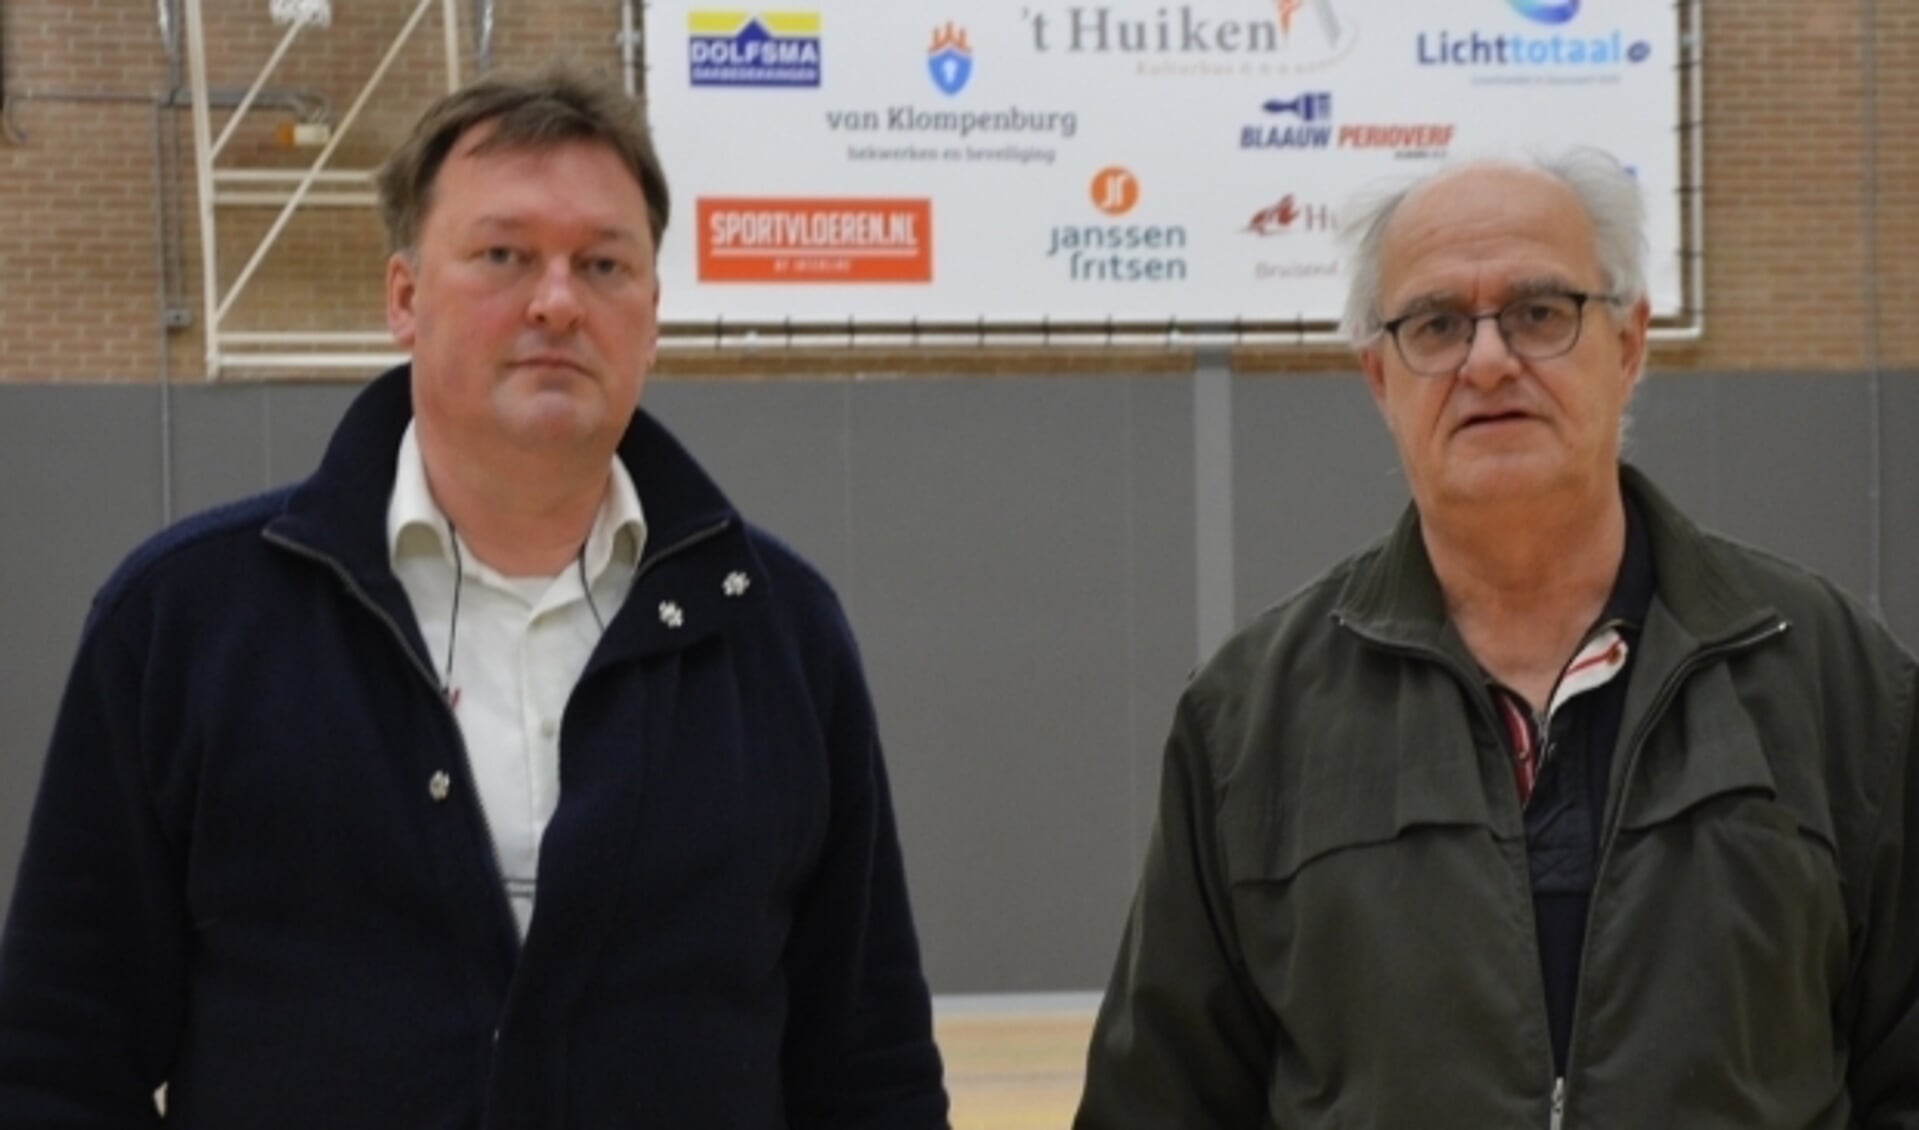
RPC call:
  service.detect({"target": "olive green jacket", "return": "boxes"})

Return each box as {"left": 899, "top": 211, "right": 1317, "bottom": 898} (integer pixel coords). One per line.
{"left": 1077, "top": 467, "right": 1919, "bottom": 1130}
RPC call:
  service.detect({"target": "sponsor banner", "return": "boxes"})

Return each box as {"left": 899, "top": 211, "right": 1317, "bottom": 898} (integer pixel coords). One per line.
{"left": 647, "top": 0, "right": 1685, "bottom": 325}
{"left": 698, "top": 198, "right": 934, "bottom": 283}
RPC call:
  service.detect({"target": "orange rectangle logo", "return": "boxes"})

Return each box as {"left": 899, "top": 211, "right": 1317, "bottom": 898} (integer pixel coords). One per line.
{"left": 697, "top": 198, "right": 933, "bottom": 283}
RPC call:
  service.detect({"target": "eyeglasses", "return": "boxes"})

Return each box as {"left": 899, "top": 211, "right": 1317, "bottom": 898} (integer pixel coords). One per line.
{"left": 1378, "top": 290, "right": 1616, "bottom": 377}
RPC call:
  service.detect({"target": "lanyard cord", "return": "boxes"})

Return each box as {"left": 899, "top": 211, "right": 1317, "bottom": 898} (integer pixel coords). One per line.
{"left": 577, "top": 549, "right": 607, "bottom": 632}
{"left": 445, "top": 530, "right": 464, "bottom": 701}
{"left": 442, "top": 524, "right": 608, "bottom": 704}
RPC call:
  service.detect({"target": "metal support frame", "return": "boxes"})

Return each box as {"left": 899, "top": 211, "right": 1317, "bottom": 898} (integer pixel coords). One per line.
{"left": 182, "top": 0, "right": 463, "bottom": 377}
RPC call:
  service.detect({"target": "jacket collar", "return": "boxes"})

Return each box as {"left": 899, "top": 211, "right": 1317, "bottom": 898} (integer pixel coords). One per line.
{"left": 1334, "top": 463, "right": 1777, "bottom": 655}
{"left": 264, "top": 365, "right": 761, "bottom": 661}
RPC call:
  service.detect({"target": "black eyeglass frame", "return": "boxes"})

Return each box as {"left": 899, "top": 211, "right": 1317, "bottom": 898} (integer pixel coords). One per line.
{"left": 1376, "top": 289, "right": 1621, "bottom": 377}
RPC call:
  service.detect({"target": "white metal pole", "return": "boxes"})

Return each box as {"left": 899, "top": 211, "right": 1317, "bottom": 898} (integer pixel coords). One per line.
{"left": 443, "top": 0, "right": 462, "bottom": 92}
{"left": 182, "top": 0, "right": 223, "bottom": 377}
{"left": 1685, "top": 0, "right": 1706, "bottom": 341}
{"left": 223, "top": 352, "right": 408, "bottom": 371}
{"left": 217, "top": 0, "right": 438, "bottom": 324}
{"left": 214, "top": 169, "right": 371, "bottom": 182}
{"left": 215, "top": 192, "right": 378, "bottom": 206}
{"left": 223, "top": 330, "right": 396, "bottom": 345}
{"left": 209, "top": 20, "right": 304, "bottom": 161}
{"left": 621, "top": 0, "right": 637, "bottom": 97}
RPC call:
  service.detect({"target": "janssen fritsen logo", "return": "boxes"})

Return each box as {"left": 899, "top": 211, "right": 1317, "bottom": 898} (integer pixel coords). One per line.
{"left": 1090, "top": 166, "right": 1140, "bottom": 215}
{"left": 1042, "top": 167, "right": 1188, "bottom": 283}
{"left": 1022, "top": 1, "right": 1358, "bottom": 75}
{"left": 1241, "top": 92, "right": 1453, "bottom": 158}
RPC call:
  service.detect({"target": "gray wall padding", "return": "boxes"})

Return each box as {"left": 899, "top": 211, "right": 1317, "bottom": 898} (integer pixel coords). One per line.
{"left": 1, "top": 370, "right": 1913, "bottom": 993}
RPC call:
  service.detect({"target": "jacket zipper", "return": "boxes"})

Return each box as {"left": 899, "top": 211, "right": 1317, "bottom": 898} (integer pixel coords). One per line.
{"left": 1336, "top": 612, "right": 1790, "bottom": 1129}
{"left": 628, "top": 517, "right": 732, "bottom": 588}
{"left": 1551, "top": 614, "right": 1789, "bottom": 1128}
{"left": 264, "top": 516, "right": 736, "bottom": 932}
{"left": 263, "top": 531, "right": 519, "bottom": 940}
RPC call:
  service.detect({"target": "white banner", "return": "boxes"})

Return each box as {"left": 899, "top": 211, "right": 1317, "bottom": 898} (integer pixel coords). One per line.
{"left": 644, "top": 0, "right": 1685, "bottom": 331}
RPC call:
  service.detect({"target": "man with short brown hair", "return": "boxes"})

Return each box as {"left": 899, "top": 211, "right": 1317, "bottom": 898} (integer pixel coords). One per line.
{"left": 0, "top": 66, "right": 948, "bottom": 1129}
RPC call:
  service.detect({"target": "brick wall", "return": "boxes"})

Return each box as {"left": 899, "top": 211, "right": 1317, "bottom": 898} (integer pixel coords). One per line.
{"left": 1868, "top": 0, "right": 1918, "bottom": 366}
{"left": 0, "top": 0, "right": 1913, "bottom": 382}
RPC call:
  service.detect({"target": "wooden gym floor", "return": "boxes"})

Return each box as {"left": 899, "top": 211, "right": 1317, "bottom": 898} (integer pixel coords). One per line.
{"left": 935, "top": 998, "right": 1096, "bottom": 1129}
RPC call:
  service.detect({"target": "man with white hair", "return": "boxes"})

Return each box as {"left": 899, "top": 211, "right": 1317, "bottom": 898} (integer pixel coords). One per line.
{"left": 1074, "top": 150, "right": 1919, "bottom": 1128}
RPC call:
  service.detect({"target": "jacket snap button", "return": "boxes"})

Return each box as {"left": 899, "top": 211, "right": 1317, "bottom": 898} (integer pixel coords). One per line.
{"left": 428, "top": 771, "right": 451, "bottom": 802}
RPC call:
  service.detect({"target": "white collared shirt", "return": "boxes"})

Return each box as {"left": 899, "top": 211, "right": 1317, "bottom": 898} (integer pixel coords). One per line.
{"left": 388, "top": 422, "right": 646, "bottom": 938}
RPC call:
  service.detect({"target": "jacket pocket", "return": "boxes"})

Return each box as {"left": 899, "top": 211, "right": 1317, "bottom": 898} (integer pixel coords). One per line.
{"left": 1574, "top": 663, "right": 1848, "bottom": 1126}
{"left": 1616, "top": 662, "right": 1841, "bottom": 851}
{"left": 1215, "top": 737, "right": 1546, "bottom": 1130}
{"left": 1218, "top": 710, "right": 1506, "bottom": 885}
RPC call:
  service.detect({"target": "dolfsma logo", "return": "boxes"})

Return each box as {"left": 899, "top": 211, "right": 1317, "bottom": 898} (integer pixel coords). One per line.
{"left": 1044, "top": 168, "right": 1188, "bottom": 283}
{"left": 697, "top": 199, "right": 932, "bottom": 283}
{"left": 688, "top": 12, "right": 822, "bottom": 88}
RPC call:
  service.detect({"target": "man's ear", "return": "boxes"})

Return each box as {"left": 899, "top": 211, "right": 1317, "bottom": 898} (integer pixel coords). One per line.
{"left": 386, "top": 252, "right": 419, "bottom": 349}
{"left": 643, "top": 277, "right": 661, "bottom": 371}
{"left": 1616, "top": 295, "right": 1652, "bottom": 394}
{"left": 1360, "top": 346, "right": 1389, "bottom": 413}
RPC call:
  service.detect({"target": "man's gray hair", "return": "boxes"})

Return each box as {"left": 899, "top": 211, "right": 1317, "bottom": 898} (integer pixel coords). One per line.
{"left": 1338, "top": 147, "right": 1648, "bottom": 348}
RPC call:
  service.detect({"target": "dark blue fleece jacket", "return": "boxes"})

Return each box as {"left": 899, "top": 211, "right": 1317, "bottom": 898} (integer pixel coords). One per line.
{"left": 0, "top": 367, "right": 949, "bottom": 1129}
